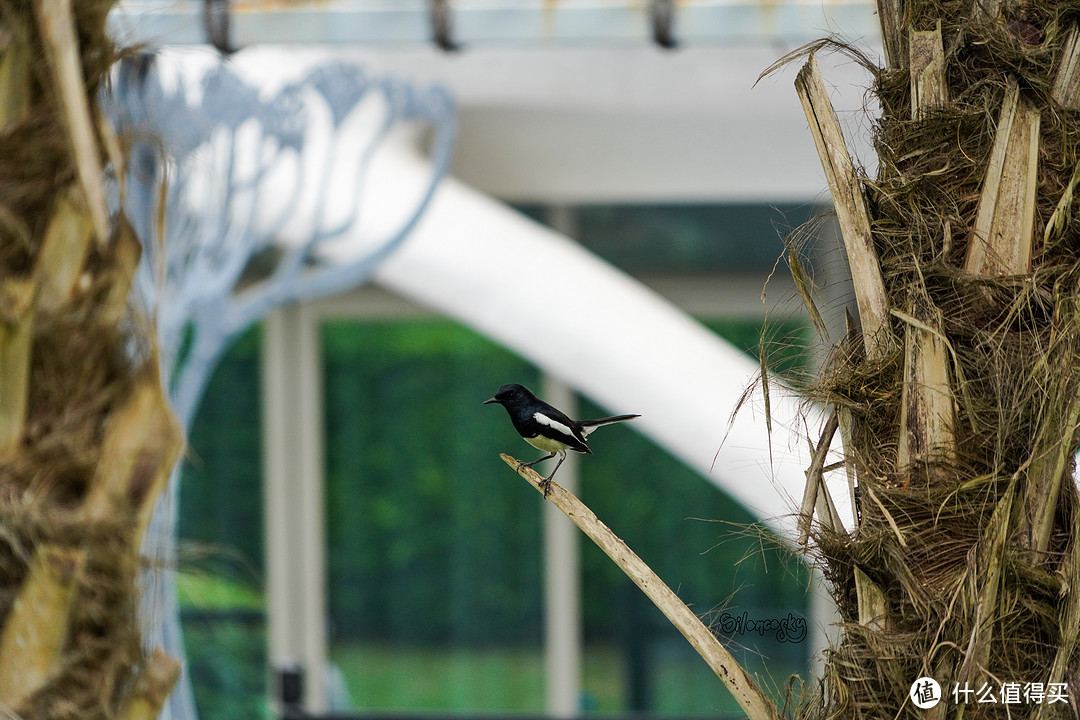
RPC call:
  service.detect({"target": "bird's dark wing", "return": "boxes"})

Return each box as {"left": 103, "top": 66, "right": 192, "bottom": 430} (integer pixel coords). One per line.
{"left": 530, "top": 409, "right": 591, "bottom": 454}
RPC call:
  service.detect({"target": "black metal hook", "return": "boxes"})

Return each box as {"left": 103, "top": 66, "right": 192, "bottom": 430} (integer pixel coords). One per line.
{"left": 203, "top": 0, "right": 234, "bottom": 55}
{"left": 428, "top": 0, "right": 459, "bottom": 52}
{"left": 650, "top": 0, "right": 677, "bottom": 49}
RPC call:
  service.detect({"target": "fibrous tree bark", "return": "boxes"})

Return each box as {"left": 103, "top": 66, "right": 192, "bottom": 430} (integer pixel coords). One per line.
{"left": 783, "top": 1, "right": 1080, "bottom": 717}
{"left": 0, "top": 1, "right": 182, "bottom": 718}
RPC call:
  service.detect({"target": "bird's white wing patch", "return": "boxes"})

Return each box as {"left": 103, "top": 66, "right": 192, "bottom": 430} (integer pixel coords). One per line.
{"left": 534, "top": 412, "right": 575, "bottom": 439}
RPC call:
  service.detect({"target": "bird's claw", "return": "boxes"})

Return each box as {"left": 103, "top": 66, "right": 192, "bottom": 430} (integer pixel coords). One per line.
{"left": 509, "top": 455, "right": 554, "bottom": 497}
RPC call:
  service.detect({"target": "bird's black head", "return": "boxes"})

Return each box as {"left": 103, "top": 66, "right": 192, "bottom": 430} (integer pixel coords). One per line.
{"left": 483, "top": 383, "right": 535, "bottom": 408}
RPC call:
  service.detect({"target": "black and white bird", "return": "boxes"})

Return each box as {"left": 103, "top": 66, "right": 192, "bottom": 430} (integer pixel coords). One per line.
{"left": 484, "top": 383, "right": 640, "bottom": 495}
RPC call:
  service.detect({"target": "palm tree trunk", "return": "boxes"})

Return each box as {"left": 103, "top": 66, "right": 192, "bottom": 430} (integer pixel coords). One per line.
{"left": 0, "top": 1, "right": 182, "bottom": 718}
{"left": 790, "top": 2, "right": 1080, "bottom": 718}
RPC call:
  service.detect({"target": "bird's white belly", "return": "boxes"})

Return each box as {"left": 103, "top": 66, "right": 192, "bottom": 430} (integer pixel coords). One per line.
{"left": 526, "top": 434, "right": 568, "bottom": 453}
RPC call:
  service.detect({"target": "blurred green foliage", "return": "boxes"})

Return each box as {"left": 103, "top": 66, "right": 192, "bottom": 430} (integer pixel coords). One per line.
{"left": 178, "top": 571, "right": 264, "bottom": 610}
{"left": 330, "top": 643, "right": 548, "bottom": 710}
{"left": 181, "top": 325, "right": 264, "bottom": 579}
{"left": 321, "top": 320, "right": 545, "bottom": 645}
{"left": 183, "top": 617, "right": 269, "bottom": 720}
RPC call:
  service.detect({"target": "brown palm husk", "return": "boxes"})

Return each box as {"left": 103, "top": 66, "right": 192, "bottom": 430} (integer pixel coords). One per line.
{"left": 772, "top": 2, "right": 1080, "bottom": 719}
{"left": 0, "top": 1, "right": 181, "bottom": 718}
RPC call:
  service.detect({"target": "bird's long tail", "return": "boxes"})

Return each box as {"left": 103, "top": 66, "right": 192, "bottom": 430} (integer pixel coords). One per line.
{"left": 579, "top": 414, "right": 640, "bottom": 436}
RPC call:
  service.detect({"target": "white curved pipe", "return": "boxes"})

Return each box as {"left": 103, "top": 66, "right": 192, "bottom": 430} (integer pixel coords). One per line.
{"left": 323, "top": 143, "right": 850, "bottom": 541}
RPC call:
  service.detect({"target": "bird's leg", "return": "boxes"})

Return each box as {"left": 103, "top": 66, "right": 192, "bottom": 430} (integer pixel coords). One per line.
{"left": 519, "top": 452, "right": 556, "bottom": 471}
{"left": 539, "top": 452, "right": 567, "bottom": 497}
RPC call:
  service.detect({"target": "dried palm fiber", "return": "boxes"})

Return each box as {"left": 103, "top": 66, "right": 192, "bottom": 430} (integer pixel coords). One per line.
{"left": 0, "top": 1, "right": 181, "bottom": 719}
{"left": 769, "top": 1, "right": 1080, "bottom": 719}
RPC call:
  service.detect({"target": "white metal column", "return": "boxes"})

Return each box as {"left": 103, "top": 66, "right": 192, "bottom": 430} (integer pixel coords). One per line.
{"left": 263, "top": 305, "right": 329, "bottom": 713}
{"left": 541, "top": 205, "right": 585, "bottom": 715}
{"left": 541, "top": 375, "right": 583, "bottom": 716}
{"left": 808, "top": 569, "right": 840, "bottom": 678}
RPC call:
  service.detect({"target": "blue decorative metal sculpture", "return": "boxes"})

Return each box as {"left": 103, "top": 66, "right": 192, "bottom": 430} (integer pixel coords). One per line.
{"left": 107, "top": 52, "right": 454, "bottom": 720}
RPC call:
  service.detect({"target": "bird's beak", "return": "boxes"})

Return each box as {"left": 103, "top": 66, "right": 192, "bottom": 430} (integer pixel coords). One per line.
{"left": 483, "top": 397, "right": 497, "bottom": 405}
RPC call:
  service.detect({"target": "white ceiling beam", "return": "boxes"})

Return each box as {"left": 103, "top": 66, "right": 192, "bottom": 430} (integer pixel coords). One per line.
{"left": 110, "top": 0, "right": 879, "bottom": 48}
